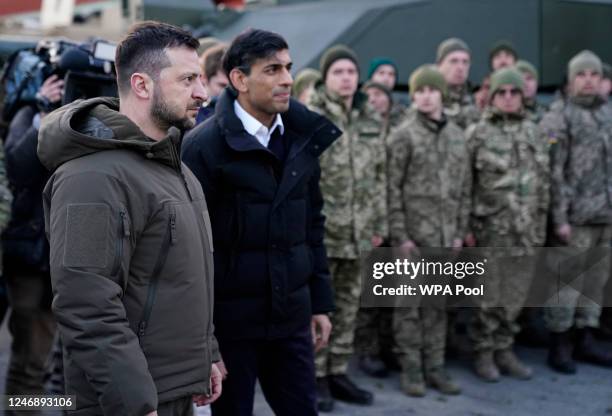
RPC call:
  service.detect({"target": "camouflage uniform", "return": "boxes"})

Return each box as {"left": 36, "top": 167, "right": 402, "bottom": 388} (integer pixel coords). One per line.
{"left": 354, "top": 99, "right": 408, "bottom": 360}
{"left": 443, "top": 84, "right": 481, "bottom": 130}
{"left": 540, "top": 95, "right": 612, "bottom": 332}
{"left": 524, "top": 97, "right": 548, "bottom": 124}
{"left": 387, "top": 102, "right": 409, "bottom": 134}
{"left": 387, "top": 111, "right": 471, "bottom": 374}
{"left": 308, "top": 85, "right": 387, "bottom": 377}
{"left": 467, "top": 108, "right": 549, "bottom": 352}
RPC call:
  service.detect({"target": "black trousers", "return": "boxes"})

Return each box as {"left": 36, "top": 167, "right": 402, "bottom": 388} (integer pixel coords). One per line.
{"left": 4, "top": 265, "right": 55, "bottom": 416}
{"left": 211, "top": 325, "right": 317, "bottom": 416}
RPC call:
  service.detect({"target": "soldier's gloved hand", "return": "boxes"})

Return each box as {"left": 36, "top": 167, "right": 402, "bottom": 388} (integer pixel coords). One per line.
{"left": 555, "top": 224, "right": 572, "bottom": 243}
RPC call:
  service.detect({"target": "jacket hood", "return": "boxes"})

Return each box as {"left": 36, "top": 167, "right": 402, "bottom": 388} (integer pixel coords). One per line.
{"left": 38, "top": 97, "right": 183, "bottom": 172}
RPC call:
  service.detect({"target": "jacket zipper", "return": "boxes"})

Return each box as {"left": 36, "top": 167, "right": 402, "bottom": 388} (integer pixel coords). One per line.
{"left": 168, "top": 138, "right": 194, "bottom": 202}
{"left": 137, "top": 211, "right": 175, "bottom": 340}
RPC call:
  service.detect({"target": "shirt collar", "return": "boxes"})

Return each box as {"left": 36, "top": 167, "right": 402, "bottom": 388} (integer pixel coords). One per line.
{"left": 233, "top": 99, "right": 285, "bottom": 138}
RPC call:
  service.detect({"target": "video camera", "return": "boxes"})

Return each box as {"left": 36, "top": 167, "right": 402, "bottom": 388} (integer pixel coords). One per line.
{"left": 0, "top": 38, "right": 118, "bottom": 121}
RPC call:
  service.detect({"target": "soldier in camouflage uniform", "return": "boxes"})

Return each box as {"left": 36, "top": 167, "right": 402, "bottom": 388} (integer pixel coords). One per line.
{"left": 354, "top": 80, "right": 405, "bottom": 378}
{"left": 388, "top": 65, "right": 471, "bottom": 396}
{"left": 466, "top": 67, "right": 549, "bottom": 382}
{"left": 361, "top": 81, "right": 407, "bottom": 136}
{"left": 516, "top": 60, "right": 548, "bottom": 124}
{"left": 489, "top": 40, "right": 518, "bottom": 71}
{"left": 436, "top": 38, "right": 480, "bottom": 130}
{"left": 435, "top": 38, "right": 479, "bottom": 360}
{"left": 308, "top": 45, "right": 387, "bottom": 411}
{"left": 540, "top": 50, "right": 612, "bottom": 374}
{"left": 367, "top": 57, "right": 408, "bottom": 123}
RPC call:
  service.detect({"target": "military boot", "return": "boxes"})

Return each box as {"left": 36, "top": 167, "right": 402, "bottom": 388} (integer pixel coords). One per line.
{"left": 426, "top": 367, "right": 461, "bottom": 395}
{"left": 548, "top": 330, "right": 576, "bottom": 374}
{"left": 358, "top": 354, "right": 389, "bottom": 378}
{"left": 495, "top": 349, "right": 533, "bottom": 380}
{"left": 473, "top": 350, "right": 500, "bottom": 382}
{"left": 316, "top": 376, "right": 334, "bottom": 412}
{"left": 574, "top": 327, "right": 612, "bottom": 367}
{"left": 328, "top": 374, "right": 374, "bottom": 405}
{"left": 399, "top": 371, "right": 426, "bottom": 397}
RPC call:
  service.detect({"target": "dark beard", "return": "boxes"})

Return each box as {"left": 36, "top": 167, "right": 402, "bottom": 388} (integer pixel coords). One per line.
{"left": 150, "top": 87, "right": 197, "bottom": 132}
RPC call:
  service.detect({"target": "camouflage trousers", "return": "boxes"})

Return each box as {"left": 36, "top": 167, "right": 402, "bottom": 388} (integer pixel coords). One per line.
{"left": 468, "top": 251, "right": 536, "bottom": 352}
{"left": 393, "top": 307, "right": 447, "bottom": 374}
{"left": 354, "top": 307, "right": 394, "bottom": 356}
{"left": 544, "top": 224, "right": 612, "bottom": 332}
{"left": 315, "top": 258, "right": 361, "bottom": 377}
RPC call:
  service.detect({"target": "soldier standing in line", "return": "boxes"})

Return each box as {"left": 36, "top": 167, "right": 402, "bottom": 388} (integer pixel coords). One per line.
{"left": 388, "top": 65, "right": 471, "bottom": 397}
{"left": 292, "top": 68, "right": 321, "bottom": 105}
{"left": 435, "top": 37, "right": 480, "bottom": 358}
{"left": 516, "top": 59, "right": 548, "bottom": 124}
{"left": 540, "top": 50, "right": 612, "bottom": 374}
{"left": 308, "top": 44, "right": 387, "bottom": 412}
{"left": 354, "top": 80, "right": 406, "bottom": 378}
{"left": 436, "top": 38, "right": 480, "bottom": 130}
{"left": 367, "top": 57, "right": 408, "bottom": 117}
{"left": 489, "top": 40, "right": 518, "bottom": 71}
{"left": 467, "top": 67, "right": 549, "bottom": 383}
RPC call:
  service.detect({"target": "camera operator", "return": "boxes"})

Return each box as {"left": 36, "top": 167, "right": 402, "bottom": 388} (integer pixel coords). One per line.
{"left": 2, "top": 73, "right": 64, "bottom": 406}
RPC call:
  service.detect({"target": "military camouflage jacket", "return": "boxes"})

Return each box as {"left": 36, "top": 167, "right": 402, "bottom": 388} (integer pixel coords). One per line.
{"left": 308, "top": 86, "right": 387, "bottom": 259}
{"left": 443, "top": 84, "right": 481, "bottom": 130}
{"left": 539, "top": 95, "right": 612, "bottom": 226}
{"left": 524, "top": 97, "right": 548, "bottom": 124}
{"left": 388, "top": 111, "right": 471, "bottom": 247}
{"left": 386, "top": 102, "right": 409, "bottom": 134}
{"left": 467, "top": 108, "right": 549, "bottom": 248}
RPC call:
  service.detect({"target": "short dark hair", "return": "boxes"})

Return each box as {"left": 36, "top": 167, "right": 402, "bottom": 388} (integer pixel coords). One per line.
{"left": 201, "top": 43, "right": 227, "bottom": 80}
{"left": 222, "top": 29, "right": 288, "bottom": 82}
{"left": 115, "top": 21, "right": 200, "bottom": 93}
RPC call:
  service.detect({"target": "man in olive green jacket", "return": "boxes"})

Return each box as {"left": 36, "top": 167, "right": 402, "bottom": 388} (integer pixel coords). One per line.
{"left": 40, "top": 22, "right": 221, "bottom": 416}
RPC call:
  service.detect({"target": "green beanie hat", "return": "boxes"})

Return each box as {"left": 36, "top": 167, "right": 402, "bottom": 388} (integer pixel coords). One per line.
{"left": 436, "top": 37, "right": 471, "bottom": 63}
{"left": 515, "top": 59, "right": 538, "bottom": 81}
{"left": 319, "top": 45, "right": 359, "bottom": 81}
{"left": 292, "top": 68, "right": 321, "bottom": 98}
{"left": 489, "top": 67, "right": 524, "bottom": 99}
{"left": 362, "top": 80, "right": 393, "bottom": 102}
{"left": 367, "top": 57, "right": 398, "bottom": 81}
{"left": 409, "top": 64, "right": 447, "bottom": 98}
{"left": 603, "top": 63, "right": 612, "bottom": 81}
{"left": 568, "top": 50, "right": 602, "bottom": 80}
{"left": 489, "top": 40, "right": 518, "bottom": 67}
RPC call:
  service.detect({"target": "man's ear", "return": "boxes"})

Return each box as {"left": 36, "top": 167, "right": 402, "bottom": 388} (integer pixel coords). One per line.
{"left": 130, "top": 72, "right": 153, "bottom": 99}
{"left": 229, "top": 68, "right": 248, "bottom": 94}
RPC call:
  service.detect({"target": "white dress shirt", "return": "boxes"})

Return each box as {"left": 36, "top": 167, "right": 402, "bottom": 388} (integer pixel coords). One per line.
{"left": 234, "top": 100, "right": 284, "bottom": 148}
